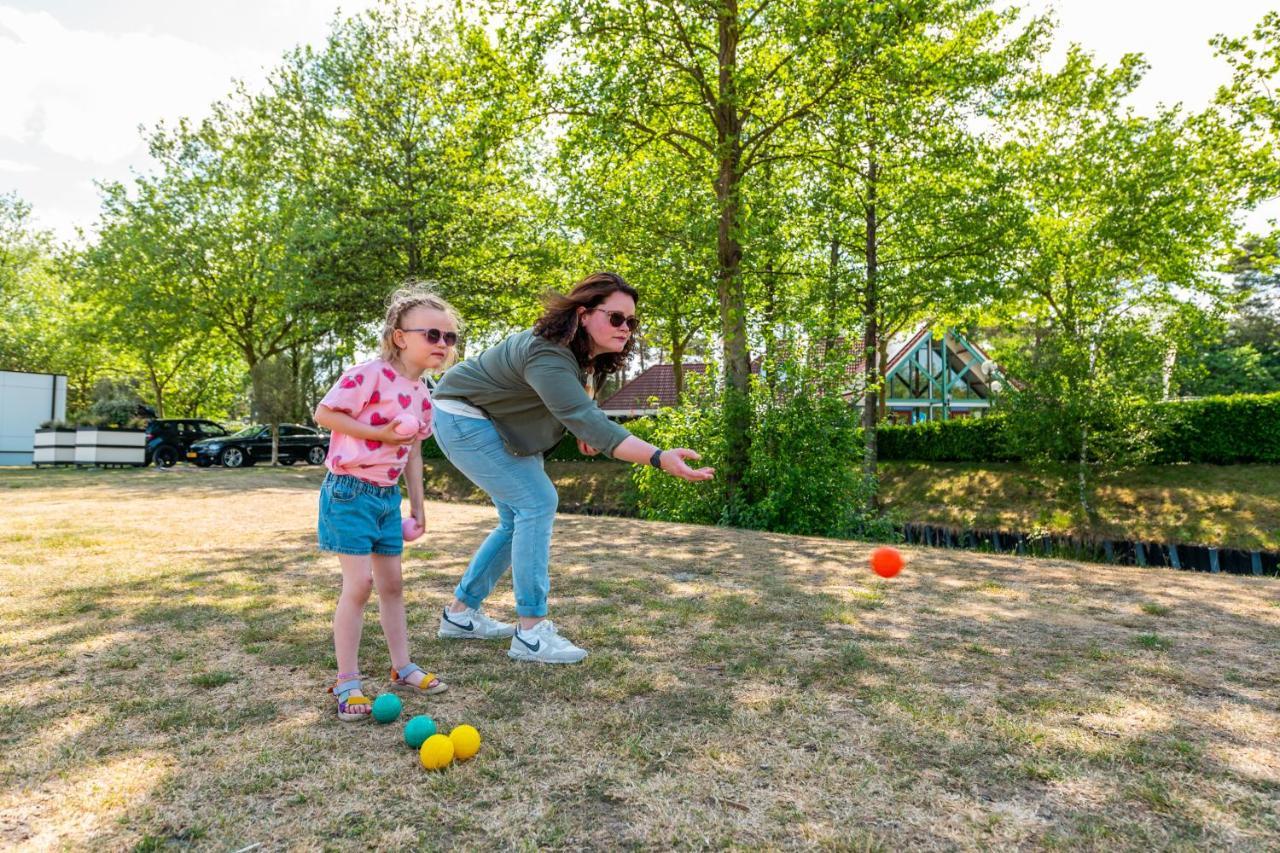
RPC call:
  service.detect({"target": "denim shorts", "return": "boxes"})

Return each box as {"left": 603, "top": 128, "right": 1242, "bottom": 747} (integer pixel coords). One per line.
{"left": 317, "top": 472, "right": 404, "bottom": 556}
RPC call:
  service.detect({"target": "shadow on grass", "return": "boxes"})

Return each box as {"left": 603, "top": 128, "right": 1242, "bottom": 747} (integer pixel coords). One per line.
{"left": 3, "top": 495, "right": 1279, "bottom": 847}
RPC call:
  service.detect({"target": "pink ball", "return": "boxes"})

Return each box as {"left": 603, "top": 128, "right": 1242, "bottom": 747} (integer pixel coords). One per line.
{"left": 402, "top": 517, "right": 424, "bottom": 541}
{"left": 393, "top": 414, "right": 420, "bottom": 436}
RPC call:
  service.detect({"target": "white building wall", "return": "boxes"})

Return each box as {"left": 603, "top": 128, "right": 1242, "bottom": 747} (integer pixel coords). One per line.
{"left": 0, "top": 371, "right": 67, "bottom": 465}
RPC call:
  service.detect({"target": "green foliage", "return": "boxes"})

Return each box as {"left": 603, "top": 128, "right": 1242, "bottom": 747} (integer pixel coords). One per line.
{"left": 84, "top": 379, "right": 148, "bottom": 428}
{"left": 1151, "top": 392, "right": 1280, "bottom": 464}
{"left": 1178, "top": 234, "right": 1280, "bottom": 396}
{"left": 737, "top": 393, "right": 890, "bottom": 539}
{"left": 629, "top": 376, "right": 728, "bottom": 526}
{"left": 879, "top": 417, "right": 1016, "bottom": 463}
{"left": 874, "top": 394, "right": 1280, "bottom": 465}
{"left": 630, "top": 374, "right": 892, "bottom": 538}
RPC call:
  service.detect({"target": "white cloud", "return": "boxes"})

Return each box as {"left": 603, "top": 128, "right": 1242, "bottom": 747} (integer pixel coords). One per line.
{"left": 0, "top": 158, "right": 37, "bottom": 173}
{"left": 0, "top": 6, "right": 271, "bottom": 164}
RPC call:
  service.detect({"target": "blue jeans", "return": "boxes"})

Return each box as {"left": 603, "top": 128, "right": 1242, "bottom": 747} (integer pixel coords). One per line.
{"left": 317, "top": 472, "right": 403, "bottom": 555}
{"left": 431, "top": 407, "right": 558, "bottom": 618}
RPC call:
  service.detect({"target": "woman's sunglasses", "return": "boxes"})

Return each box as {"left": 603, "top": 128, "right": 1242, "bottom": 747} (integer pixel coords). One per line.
{"left": 588, "top": 309, "right": 640, "bottom": 332}
{"left": 401, "top": 327, "right": 458, "bottom": 346}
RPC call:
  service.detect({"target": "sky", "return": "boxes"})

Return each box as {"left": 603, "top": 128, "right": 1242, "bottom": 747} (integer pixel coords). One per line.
{"left": 1, "top": 0, "right": 1277, "bottom": 240}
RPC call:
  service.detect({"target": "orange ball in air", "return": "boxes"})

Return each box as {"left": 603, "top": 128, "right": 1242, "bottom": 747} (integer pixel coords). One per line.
{"left": 869, "top": 547, "right": 904, "bottom": 578}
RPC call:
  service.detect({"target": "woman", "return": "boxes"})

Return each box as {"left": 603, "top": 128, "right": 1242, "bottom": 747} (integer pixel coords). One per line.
{"left": 430, "top": 271, "right": 714, "bottom": 664}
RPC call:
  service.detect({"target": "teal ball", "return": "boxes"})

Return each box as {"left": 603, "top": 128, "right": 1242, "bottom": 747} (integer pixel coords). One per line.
{"left": 403, "top": 714, "right": 437, "bottom": 748}
{"left": 371, "top": 693, "right": 402, "bottom": 724}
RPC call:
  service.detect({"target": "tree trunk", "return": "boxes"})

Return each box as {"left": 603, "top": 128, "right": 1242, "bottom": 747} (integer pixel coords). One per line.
{"left": 861, "top": 153, "right": 880, "bottom": 495}
{"left": 146, "top": 364, "right": 165, "bottom": 418}
{"left": 1078, "top": 338, "right": 1098, "bottom": 518}
{"left": 762, "top": 260, "right": 779, "bottom": 395}
{"left": 716, "top": 0, "right": 751, "bottom": 508}
{"left": 824, "top": 235, "right": 841, "bottom": 360}
{"left": 878, "top": 335, "right": 890, "bottom": 419}
{"left": 672, "top": 337, "right": 686, "bottom": 405}
{"left": 271, "top": 423, "right": 280, "bottom": 466}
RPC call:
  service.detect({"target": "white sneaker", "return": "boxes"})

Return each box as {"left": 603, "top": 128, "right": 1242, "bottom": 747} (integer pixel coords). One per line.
{"left": 507, "top": 620, "right": 588, "bottom": 664}
{"left": 437, "top": 606, "right": 516, "bottom": 640}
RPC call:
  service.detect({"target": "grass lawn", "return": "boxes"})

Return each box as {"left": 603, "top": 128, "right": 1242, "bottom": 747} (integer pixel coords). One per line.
{"left": 422, "top": 459, "right": 1280, "bottom": 551}
{"left": 2, "top": 465, "right": 1279, "bottom": 849}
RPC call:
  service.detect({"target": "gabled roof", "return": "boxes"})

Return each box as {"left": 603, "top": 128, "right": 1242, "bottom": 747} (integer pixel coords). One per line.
{"left": 599, "top": 363, "right": 709, "bottom": 414}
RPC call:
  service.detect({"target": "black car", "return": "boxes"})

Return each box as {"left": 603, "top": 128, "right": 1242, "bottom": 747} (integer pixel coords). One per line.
{"left": 145, "top": 419, "right": 231, "bottom": 467}
{"left": 187, "top": 423, "right": 329, "bottom": 468}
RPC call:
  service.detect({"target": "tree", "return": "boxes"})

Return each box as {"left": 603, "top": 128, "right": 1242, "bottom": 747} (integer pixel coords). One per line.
{"left": 553, "top": 141, "right": 719, "bottom": 402}
{"left": 1176, "top": 236, "right": 1280, "bottom": 395}
{"left": 536, "top": 0, "right": 949, "bottom": 503}
{"left": 272, "top": 1, "right": 559, "bottom": 343}
{"left": 791, "top": 1, "right": 1045, "bottom": 490}
{"left": 991, "top": 48, "right": 1242, "bottom": 515}
{"left": 251, "top": 356, "right": 298, "bottom": 465}
{"left": 79, "top": 183, "right": 240, "bottom": 418}
{"left": 0, "top": 193, "right": 120, "bottom": 413}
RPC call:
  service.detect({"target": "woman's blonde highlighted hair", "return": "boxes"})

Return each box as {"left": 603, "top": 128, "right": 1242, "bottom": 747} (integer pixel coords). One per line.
{"left": 379, "top": 282, "right": 463, "bottom": 368}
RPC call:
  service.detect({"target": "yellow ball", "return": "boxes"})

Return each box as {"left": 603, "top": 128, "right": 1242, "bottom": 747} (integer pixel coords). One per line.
{"left": 419, "top": 733, "right": 454, "bottom": 770}
{"left": 449, "top": 724, "right": 481, "bottom": 761}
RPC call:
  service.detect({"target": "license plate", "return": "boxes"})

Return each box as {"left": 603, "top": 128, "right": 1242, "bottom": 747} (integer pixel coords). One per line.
{"left": 187, "top": 452, "right": 197, "bottom": 458}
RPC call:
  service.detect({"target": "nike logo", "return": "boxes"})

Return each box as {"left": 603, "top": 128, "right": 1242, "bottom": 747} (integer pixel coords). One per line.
{"left": 442, "top": 610, "right": 474, "bottom": 632}
{"left": 515, "top": 634, "right": 541, "bottom": 652}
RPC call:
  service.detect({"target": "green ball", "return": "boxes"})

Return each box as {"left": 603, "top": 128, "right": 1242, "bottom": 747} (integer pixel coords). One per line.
{"left": 371, "top": 693, "right": 402, "bottom": 724}
{"left": 403, "top": 714, "right": 437, "bottom": 748}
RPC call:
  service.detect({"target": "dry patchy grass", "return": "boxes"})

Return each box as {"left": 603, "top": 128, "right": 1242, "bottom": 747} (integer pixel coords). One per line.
{"left": 1, "top": 465, "right": 1279, "bottom": 850}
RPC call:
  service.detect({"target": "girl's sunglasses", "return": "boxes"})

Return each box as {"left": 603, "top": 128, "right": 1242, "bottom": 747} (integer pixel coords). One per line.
{"left": 401, "top": 327, "right": 458, "bottom": 346}
{"left": 588, "top": 309, "right": 640, "bottom": 332}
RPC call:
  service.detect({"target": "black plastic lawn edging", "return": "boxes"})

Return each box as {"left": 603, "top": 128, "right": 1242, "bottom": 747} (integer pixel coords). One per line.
{"left": 901, "top": 522, "right": 1280, "bottom": 577}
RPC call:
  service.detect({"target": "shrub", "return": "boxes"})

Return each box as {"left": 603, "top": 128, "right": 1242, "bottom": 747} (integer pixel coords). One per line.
{"left": 1149, "top": 392, "right": 1280, "bottom": 464}
{"left": 878, "top": 416, "right": 1016, "bottom": 463}
{"left": 630, "top": 375, "right": 894, "bottom": 538}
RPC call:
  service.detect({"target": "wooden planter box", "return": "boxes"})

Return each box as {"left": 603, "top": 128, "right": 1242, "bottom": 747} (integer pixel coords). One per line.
{"left": 74, "top": 427, "right": 146, "bottom": 467}
{"left": 33, "top": 428, "right": 77, "bottom": 466}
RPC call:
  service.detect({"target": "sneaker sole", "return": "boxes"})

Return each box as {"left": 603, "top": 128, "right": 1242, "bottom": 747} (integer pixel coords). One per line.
{"left": 437, "top": 628, "right": 515, "bottom": 640}
{"left": 506, "top": 648, "right": 587, "bottom": 664}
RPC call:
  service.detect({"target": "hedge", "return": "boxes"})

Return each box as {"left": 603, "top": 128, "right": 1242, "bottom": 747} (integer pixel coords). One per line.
{"left": 877, "top": 416, "right": 1017, "bottom": 463}
{"left": 875, "top": 392, "right": 1280, "bottom": 465}
{"left": 1149, "top": 392, "right": 1280, "bottom": 464}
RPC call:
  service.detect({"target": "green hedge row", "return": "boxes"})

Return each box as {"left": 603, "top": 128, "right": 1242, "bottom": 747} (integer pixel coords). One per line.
{"left": 877, "top": 416, "right": 1018, "bottom": 463}
{"left": 1149, "top": 392, "right": 1280, "bottom": 464}
{"left": 875, "top": 392, "right": 1280, "bottom": 465}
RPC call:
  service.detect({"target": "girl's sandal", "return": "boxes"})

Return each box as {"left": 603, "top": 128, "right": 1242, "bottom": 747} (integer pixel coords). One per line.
{"left": 328, "top": 676, "right": 372, "bottom": 722}
{"left": 389, "top": 662, "right": 448, "bottom": 696}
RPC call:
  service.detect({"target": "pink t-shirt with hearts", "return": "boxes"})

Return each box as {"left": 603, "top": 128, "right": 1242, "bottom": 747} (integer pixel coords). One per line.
{"left": 319, "top": 359, "right": 433, "bottom": 487}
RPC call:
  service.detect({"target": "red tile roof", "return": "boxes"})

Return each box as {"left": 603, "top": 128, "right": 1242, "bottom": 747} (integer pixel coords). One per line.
{"left": 598, "top": 363, "right": 709, "bottom": 413}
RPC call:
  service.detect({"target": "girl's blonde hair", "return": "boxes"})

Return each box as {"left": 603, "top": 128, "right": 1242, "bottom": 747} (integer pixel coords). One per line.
{"left": 379, "top": 282, "right": 463, "bottom": 369}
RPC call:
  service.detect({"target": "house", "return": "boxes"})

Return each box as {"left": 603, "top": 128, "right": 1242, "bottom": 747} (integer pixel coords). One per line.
{"left": 598, "top": 326, "right": 1001, "bottom": 423}
{"left": 876, "top": 327, "right": 1001, "bottom": 424}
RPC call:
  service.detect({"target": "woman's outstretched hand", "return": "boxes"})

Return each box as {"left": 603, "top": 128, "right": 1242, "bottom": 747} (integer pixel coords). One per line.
{"left": 577, "top": 438, "right": 600, "bottom": 457}
{"left": 661, "top": 448, "right": 715, "bottom": 481}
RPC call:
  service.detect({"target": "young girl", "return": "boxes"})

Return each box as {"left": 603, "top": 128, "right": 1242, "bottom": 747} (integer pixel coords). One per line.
{"left": 313, "top": 286, "right": 461, "bottom": 721}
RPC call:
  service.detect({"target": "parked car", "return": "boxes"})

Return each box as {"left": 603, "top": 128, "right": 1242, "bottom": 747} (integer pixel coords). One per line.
{"left": 144, "top": 418, "right": 231, "bottom": 467}
{"left": 187, "top": 423, "right": 329, "bottom": 468}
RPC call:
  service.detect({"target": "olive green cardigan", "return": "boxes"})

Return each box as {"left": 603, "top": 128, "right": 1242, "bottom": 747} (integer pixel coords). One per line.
{"left": 433, "top": 329, "right": 632, "bottom": 458}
